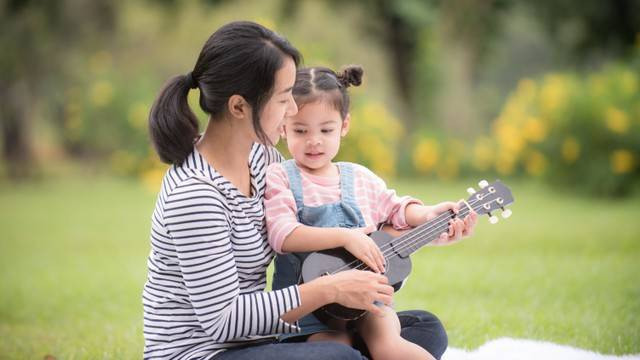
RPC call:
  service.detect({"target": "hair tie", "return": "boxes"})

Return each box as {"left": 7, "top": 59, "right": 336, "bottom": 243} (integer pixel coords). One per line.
{"left": 185, "top": 72, "right": 197, "bottom": 89}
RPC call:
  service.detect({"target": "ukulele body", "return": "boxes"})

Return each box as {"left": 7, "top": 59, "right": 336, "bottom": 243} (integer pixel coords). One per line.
{"left": 300, "top": 230, "right": 412, "bottom": 322}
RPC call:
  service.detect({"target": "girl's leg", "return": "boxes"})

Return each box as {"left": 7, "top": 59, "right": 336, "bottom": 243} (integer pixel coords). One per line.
{"left": 397, "top": 310, "right": 448, "bottom": 360}
{"left": 357, "top": 306, "right": 435, "bottom": 360}
{"left": 307, "top": 331, "right": 353, "bottom": 346}
{"left": 214, "top": 340, "right": 365, "bottom": 360}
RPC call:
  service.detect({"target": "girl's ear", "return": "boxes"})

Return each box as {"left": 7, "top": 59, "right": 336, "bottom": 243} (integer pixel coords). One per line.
{"left": 227, "top": 94, "right": 249, "bottom": 119}
{"left": 280, "top": 124, "right": 287, "bottom": 138}
{"left": 341, "top": 114, "right": 351, "bottom": 137}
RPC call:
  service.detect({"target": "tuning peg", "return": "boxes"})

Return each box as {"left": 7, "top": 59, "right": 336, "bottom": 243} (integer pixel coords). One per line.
{"left": 478, "top": 180, "right": 489, "bottom": 188}
{"left": 467, "top": 187, "right": 476, "bottom": 195}
{"left": 489, "top": 214, "right": 499, "bottom": 224}
{"left": 501, "top": 209, "right": 512, "bottom": 218}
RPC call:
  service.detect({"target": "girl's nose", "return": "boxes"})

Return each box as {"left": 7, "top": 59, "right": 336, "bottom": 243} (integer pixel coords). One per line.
{"left": 306, "top": 138, "right": 321, "bottom": 146}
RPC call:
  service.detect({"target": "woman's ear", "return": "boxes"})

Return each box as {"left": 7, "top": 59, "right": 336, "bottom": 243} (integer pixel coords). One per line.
{"left": 341, "top": 114, "right": 351, "bottom": 137}
{"left": 227, "top": 95, "right": 249, "bottom": 120}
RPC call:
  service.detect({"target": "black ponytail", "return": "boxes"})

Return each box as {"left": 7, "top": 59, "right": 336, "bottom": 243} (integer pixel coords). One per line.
{"left": 149, "top": 74, "right": 199, "bottom": 165}
{"left": 149, "top": 21, "right": 301, "bottom": 165}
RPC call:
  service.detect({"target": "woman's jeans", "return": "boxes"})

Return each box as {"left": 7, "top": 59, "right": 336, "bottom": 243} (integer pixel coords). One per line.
{"left": 214, "top": 310, "right": 448, "bottom": 360}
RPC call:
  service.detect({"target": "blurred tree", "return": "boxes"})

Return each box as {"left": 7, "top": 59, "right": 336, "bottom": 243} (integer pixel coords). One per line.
{"left": 522, "top": 0, "right": 640, "bottom": 63}
{"left": 0, "top": 0, "right": 116, "bottom": 179}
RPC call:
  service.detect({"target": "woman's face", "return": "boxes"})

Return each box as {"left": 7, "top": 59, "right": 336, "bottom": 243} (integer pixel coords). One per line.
{"left": 258, "top": 56, "right": 298, "bottom": 146}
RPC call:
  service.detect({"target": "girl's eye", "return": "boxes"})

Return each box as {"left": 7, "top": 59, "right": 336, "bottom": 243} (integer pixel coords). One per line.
{"left": 321, "top": 129, "right": 334, "bottom": 133}
{"left": 294, "top": 129, "right": 306, "bottom": 134}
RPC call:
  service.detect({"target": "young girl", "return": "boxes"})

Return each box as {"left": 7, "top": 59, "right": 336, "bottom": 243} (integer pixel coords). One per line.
{"left": 265, "top": 65, "right": 477, "bottom": 360}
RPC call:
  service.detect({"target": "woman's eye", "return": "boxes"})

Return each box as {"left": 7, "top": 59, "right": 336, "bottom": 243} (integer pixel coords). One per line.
{"left": 294, "top": 129, "right": 306, "bottom": 134}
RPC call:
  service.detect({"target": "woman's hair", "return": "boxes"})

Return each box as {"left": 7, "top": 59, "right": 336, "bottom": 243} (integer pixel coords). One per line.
{"left": 149, "top": 21, "right": 301, "bottom": 165}
{"left": 292, "top": 65, "right": 363, "bottom": 120}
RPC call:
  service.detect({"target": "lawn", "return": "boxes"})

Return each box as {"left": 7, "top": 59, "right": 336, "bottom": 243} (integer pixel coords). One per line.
{"left": 0, "top": 175, "right": 638, "bottom": 359}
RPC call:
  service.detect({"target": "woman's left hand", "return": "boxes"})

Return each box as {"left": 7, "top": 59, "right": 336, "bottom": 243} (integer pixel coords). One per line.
{"left": 423, "top": 202, "right": 478, "bottom": 246}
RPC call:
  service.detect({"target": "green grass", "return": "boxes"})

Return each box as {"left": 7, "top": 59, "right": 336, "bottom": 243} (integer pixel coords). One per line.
{"left": 0, "top": 176, "right": 638, "bottom": 359}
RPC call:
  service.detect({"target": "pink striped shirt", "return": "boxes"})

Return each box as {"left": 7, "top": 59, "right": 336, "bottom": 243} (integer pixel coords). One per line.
{"left": 265, "top": 162, "right": 422, "bottom": 254}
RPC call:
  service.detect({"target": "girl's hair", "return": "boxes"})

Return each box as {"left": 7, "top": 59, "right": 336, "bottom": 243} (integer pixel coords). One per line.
{"left": 292, "top": 65, "right": 363, "bottom": 120}
{"left": 149, "top": 21, "right": 301, "bottom": 165}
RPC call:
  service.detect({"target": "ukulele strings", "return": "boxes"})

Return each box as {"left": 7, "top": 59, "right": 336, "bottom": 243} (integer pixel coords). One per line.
{"left": 336, "top": 197, "right": 491, "bottom": 273}
{"left": 330, "top": 196, "right": 499, "bottom": 274}
{"left": 354, "top": 198, "right": 497, "bottom": 272}
{"left": 329, "top": 196, "right": 483, "bottom": 273}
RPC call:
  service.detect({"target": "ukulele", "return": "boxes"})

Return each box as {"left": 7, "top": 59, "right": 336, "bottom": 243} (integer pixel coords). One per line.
{"left": 300, "top": 180, "right": 515, "bottom": 322}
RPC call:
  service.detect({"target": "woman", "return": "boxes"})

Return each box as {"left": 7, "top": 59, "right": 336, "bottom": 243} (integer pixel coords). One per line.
{"left": 143, "top": 21, "right": 472, "bottom": 360}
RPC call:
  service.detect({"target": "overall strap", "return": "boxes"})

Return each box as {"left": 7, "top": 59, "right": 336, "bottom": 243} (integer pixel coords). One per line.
{"left": 337, "top": 162, "right": 367, "bottom": 227}
{"left": 337, "top": 162, "right": 358, "bottom": 205}
{"left": 282, "top": 160, "right": 305, "bottom": 211}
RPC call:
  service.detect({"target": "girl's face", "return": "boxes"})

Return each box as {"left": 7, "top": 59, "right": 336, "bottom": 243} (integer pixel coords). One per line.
{"left": 284, "top": 100, "right": 350, "bottom": 175}
{"left": 258, "top": 56, "right": 298, "bottom": 146}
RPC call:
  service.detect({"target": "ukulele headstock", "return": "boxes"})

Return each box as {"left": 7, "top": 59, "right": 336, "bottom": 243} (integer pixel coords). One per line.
{"left": 465, "top": 180, "right": 514, "bottom": 224}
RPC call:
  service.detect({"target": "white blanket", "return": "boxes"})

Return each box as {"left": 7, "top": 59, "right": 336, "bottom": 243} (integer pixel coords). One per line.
{"left": 443, "top": 338, "right": 640, "bottom": 360}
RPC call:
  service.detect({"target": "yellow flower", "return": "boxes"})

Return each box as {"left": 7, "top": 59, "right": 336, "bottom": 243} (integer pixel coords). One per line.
{"left": 472, "top": 137, "right": 493, "bottom": 171}
{"left": 525, "top": 150, "right": 547, "bottom": 176}
{"left": 413, "top": 139, "right": 439, "bottom": 173}
{"left": 605, "top": 107, "right": 629, "bottom": 134}
{"left": 141, "top": 168, "right": 166, "bottom": 193}
{"left": 561, "top": 137, "right": 580, "bottom": 164}
{"left": 90, "top": 80, "right": 114, "bottom": 107}
{"left": 128, "top": 102, "right": 149, "bottom": 130}
{"left": 495, "top": 151, "right": 516, "bottom": 176}
{"left": 494, "top": 122, "right": 525, "bottom": 154}
{"left": 539, "top": 74, "right": 569, "bottom": 115}
{"left": 611, "top": 150, "right": 634, "bottom": 174}
{"left": 523, "top": 117, "right": 547, "bottom": 143}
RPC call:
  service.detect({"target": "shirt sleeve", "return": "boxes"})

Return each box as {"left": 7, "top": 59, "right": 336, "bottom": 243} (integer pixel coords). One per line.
{"left": 163, "top": 182, "right": 300, "bottom": 341}
{"left": 358, "top": 166, "right": 422, "bottom": 230}
{"left": 264, "top": 163, "right": 303, "bottom": 254}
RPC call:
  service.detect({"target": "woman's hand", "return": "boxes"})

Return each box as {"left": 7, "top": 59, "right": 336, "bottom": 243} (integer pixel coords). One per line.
{"left": 340, "top": 229, "right": 386, "bottom": 273}
{"left": 324, "top": 269, "right": 394, "bottom": 317}
{"left": 409, "top": 202, "right": 478, "bottom": 246}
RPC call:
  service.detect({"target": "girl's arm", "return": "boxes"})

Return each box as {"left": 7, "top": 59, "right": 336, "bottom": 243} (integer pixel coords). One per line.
{"left": 404, "top": 202, "right": 478, "bottom": 245}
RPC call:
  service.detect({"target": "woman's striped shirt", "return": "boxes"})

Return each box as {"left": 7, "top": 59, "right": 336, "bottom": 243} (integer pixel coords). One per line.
{"left": 143, "top": 144, "right": 301, "bottom": 360}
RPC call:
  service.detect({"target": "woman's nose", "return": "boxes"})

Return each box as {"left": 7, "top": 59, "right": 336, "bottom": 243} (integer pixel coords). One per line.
{"left": 286, "top": 97, "right": 298, "bottom": 117}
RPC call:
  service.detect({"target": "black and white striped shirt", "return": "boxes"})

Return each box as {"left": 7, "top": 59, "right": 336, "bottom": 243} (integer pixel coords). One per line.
{"left": 143, "top": 144, "right": 301, "bottom": 360}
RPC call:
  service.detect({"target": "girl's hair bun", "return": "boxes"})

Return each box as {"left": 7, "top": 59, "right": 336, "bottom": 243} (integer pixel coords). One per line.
{"left": 337, "top": 65, "right": 363, "bottom": 88}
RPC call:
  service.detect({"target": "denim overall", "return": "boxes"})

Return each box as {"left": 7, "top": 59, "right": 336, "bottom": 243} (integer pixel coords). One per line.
{"left": 272, "top": 159, "right": 366, "bottom": 340}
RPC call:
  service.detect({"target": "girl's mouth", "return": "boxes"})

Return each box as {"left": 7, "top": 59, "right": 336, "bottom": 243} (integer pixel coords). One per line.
{"left": 305, "top": 152, "right": 324, "bottom": 158}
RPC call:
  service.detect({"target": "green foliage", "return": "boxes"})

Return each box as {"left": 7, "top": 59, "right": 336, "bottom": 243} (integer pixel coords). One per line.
{"left": 490, "top": 56, "right": 640, "bottom": 196}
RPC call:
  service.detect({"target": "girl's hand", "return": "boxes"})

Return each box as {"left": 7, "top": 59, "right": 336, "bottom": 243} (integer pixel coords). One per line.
{"left": 340, "top": 229, "right": 386, "bottom": 274}
{"left": 422, "top": 202, "right": 478, "bottom": 246}
{"left": 325, "top": 269, "right": 394, "bottom": 317}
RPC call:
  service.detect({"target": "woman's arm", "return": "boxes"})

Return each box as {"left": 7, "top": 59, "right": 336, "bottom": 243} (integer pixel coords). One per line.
{"left": 281, "top": 269, "right": 394, "bottom": 323}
